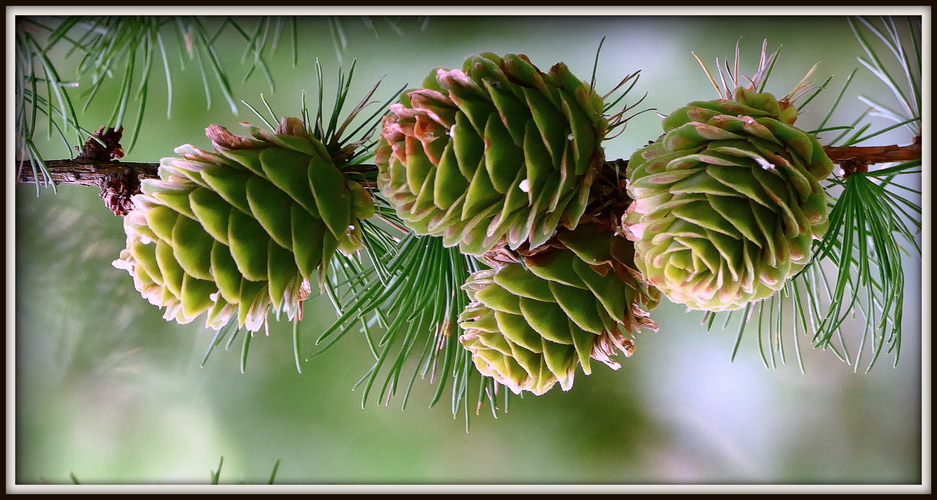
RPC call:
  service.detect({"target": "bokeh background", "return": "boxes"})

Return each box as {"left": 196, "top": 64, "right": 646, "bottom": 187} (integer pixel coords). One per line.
{"left": 11, "top": 11, "right": 926, "bottom": 489}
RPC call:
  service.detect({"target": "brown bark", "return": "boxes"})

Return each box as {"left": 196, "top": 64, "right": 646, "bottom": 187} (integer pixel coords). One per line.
{"left": 16, "top": 158, "right": 160, "bottom": 187}
{"left": 822, "top": 138, "right": 922, "bottom": 165}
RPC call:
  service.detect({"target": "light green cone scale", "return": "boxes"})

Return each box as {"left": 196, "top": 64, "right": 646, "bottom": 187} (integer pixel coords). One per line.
{"left": 458, "top": 223, "right": 660, "bottom": 396}
{"left": 624, "top": 88, "right": 833, "bottom": 312}
{"left": 375, "top": 53, "right": 609, "bottom": 256}
{"left": 113, "top": 118, "right": 374, "bottom": 332}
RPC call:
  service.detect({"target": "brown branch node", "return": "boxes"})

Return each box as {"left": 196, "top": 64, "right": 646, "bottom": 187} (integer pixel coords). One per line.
{"left": 98, "top": 168, "right": 142, "bottom": 217}
{"left": 840, "top": 159, "right": 870, "bottom": 180}
{"left": 78, "top": 126, "right": 125, "bottom": 161}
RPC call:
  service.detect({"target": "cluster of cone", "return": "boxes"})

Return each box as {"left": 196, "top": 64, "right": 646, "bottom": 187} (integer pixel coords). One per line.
{"left": 116, "top": 50, "right": 833, "bottom": 396}
{"left": 377, "top": 53, "right": 661, "bottom": 395}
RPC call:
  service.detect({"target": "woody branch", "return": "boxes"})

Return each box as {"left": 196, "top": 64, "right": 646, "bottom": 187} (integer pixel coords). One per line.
{"left": 15, "top": 132, "right": 923, "bottom": 214}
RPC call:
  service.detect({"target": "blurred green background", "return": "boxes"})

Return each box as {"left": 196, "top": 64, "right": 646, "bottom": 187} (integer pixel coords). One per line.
{"left": 12, "top": 13, "right": 923, "bottom": 487}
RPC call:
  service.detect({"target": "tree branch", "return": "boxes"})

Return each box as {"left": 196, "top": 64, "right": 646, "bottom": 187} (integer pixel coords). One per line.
{"left": 14, "top": 158, "right": 383, "bottom": 216}
{"left": 823, "top": 136, "right": 922, "bottom": 165}
{"left": 14, "top": 138, "right": 922, "bottom": 215}
{"left": 16, "top": 158, "right": 161, "bottom": 187}
{"left": 16, "top": 158, "right": 158, "bottom": 216}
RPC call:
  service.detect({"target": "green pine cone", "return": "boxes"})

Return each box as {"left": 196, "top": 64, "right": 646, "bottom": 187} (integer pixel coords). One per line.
{"left": 624, "top": 88, "right": 833, "bottom": 312}
{"left": 376, "top": 52, "right": 608, "bottom": 256}
{"left": 458, "top": 222, "right": 660, "bottom": 395}
{"left": 112, "top": 117, "right": 374, "bottom": 331}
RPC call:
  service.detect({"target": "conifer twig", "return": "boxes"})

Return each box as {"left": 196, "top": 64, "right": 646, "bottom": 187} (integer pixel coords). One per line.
{"left": 14, "top": 157, "right": 384, "bottom": 216}
{"left": 15, "top": 138, "right": 922, "bottom": 195}
{"left": 15, "top": 160, "right": 388, "bottom": 186}
{"left": 822, "top": 136, "right": 922, "bottom": 165}
{"left": 16, "top": 158, "right": 158, "bottom": 216}
{"left": 16, "top": 158, "right": 161, "bottom": 188}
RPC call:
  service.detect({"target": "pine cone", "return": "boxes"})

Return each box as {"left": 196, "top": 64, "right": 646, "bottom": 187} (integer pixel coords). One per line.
{"left": 376, "top": 53, "right": 608, "bottom": 256}
{"left": 624, "top": 88, "right": 833, "bottom": 311}
{"left": 458, "top": 222, "right": 659, "bottom": 395}
{"left": 112, "top": 118, "right": 374, "bottom": 331}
